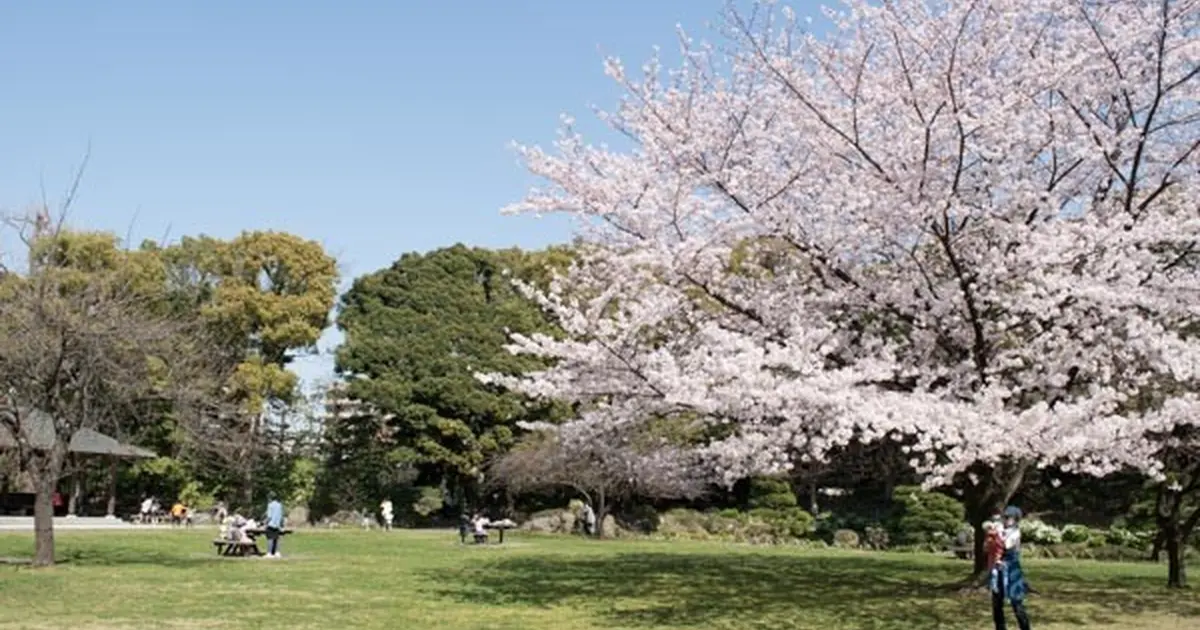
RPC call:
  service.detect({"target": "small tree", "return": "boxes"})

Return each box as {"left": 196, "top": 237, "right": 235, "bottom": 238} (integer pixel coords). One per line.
{"left": 0, "top": 211, "right": 233, "bottom": 566}
{"left": 491, "top": 419, "right": 707, "bottom": 537}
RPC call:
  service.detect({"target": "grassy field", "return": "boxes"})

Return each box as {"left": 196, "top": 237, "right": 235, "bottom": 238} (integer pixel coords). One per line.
{"left": 0, "top": 529, "right": 1198, "bottom": 630}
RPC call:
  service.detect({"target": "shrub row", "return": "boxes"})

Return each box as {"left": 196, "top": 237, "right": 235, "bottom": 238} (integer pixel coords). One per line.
{"left": 656, "top": 507, "right": 821, "bottom": 545}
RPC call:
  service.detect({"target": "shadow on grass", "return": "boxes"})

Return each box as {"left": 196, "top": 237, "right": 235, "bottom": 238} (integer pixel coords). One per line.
{"left": 55, "top": 546, "right": 219, "bottom": 569}
{"left": 0, "top": 541, "right": 221, "bottom": 569}
{"left": 433, "top": 550, "right": 1200, "bottom": 629}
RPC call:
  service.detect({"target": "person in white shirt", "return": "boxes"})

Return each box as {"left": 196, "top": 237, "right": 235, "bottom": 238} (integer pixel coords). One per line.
{"left": 379, "top": 499, "right": 394, "bottom": 531}
{"left": 471, "top": 513, "right": 490, "bottom": 544}
{"left": 582, "top": 503, "right": 597, "bottom": 536}
{"left": 139, "top": 497, "right": 154, "bottom": 524}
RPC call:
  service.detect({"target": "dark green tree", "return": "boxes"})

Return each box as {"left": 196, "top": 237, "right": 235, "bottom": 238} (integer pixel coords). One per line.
{"left": 333, "top": 244, "right": 569, "bottom": 512}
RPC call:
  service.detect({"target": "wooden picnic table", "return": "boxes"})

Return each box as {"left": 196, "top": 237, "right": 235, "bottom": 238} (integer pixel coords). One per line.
{"left": 485, "top": 521, "right": 515, "bottom": 544}
{"left": 212, "top": 528, "right": 293, "bottom": 557}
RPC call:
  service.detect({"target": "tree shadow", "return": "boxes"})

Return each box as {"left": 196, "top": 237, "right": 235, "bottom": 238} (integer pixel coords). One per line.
{"left": 0, "top": 540, "right": 223, "bottom": 569}
{"left": 431, "top": 550, "right": 1200, "bottom": 629}
{"left": 54, "top": 546, "right": 223, "bottom": 569}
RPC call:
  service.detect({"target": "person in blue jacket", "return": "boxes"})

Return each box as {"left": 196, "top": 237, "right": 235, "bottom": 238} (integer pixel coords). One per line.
{"left": 991, "top": 505, "right": 1032, "bottom": 630}
{"left": 265, "top": 494, "right": 285, "bottom": 558}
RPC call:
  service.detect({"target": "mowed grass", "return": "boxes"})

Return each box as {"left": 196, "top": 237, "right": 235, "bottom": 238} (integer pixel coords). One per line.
{"left": 1, "top": 529, "right": 1198, "bottom": 630}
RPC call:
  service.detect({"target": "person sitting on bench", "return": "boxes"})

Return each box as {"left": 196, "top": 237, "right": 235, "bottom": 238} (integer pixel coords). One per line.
{"left": 224, "top": 514, "right": 256, "bottom": 545}
{"left": 471, "top": 513, "right": 490, "bottom": 544}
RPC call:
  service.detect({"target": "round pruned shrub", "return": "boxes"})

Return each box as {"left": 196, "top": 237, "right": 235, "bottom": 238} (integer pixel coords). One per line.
{"left": 833, "top": 529, "right": 860, "bottom": 549}
{"left": 890, "top": 486, "right": 965, "bottom": 547}
{"left": 747, "top": 476, "right": 799, "bottom": 511}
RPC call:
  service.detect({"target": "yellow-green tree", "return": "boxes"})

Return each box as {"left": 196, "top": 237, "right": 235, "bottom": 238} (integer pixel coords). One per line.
{"left": 160, "top": 231, "right": 337, "bottom": 509}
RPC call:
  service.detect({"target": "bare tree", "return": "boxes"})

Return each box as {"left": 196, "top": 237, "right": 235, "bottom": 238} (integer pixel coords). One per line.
{"left": 0, "top": 208, "right": 235, "bottom": 566}
{"left": 490, "top": 421, "right": 708, "bottom": 537}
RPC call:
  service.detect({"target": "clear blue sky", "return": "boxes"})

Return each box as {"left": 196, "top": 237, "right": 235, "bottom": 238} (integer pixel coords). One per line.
{"left": 0, "top": 0, "right": 821, "bottom": 389}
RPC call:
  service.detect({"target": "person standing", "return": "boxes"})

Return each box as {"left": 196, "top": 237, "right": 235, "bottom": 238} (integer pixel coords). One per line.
{"left": 582, "top": 503, "right": 597, "bottom": 537}
{"left": 379, "top": 498, "right": 394, "bottom": 531}
{"left": 265, "top": 494, "right": 285, "bottom": 559}
{"left": 458, "top": 512, "right": 470, "bottom": 544}
{"left": 139, "top": 496, "right": 154, "bottom": 524}
{"left": 989, "top": 505, "right": 1032, "bottom": 630}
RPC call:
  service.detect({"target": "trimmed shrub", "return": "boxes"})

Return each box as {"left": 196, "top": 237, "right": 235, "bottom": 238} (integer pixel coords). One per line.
{"left": 1020, "top": 519, "right": 1063, "bottom": 545}
{"left": 1061, "top": 524, "right": 1091, "bottom": 544}
{"left": 748, "top": 507, "right": 816, "bottom": 540}
{"left": 747, "top": 477, "right": 799, "bottom": 510}
{"left": 1024, "top": 543, "right": 1154, "bottom": 562}
{"left": 659, "top": 508, "right": 709, "bottom": 536}
{"left": 863, "top": 525, "right": 890, "bottom": 550}
{"left": 890, "top": 486, "right": 965, "bottom": 546}
{"left": 833, "top": 529, "right": 860, "bottom": 548}
{"left": 656, "top": 507, "right": 815, "bottom": 545}
{"left": 1106, "top": 526, "right": 1154, "bottom": 550}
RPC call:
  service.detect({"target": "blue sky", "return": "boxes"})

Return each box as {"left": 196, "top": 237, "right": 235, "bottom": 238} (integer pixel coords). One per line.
{"left": 0, "top": 0, "right": 821, "bottom": 389}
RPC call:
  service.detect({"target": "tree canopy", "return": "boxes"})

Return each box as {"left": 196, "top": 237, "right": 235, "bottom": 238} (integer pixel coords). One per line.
{"left": 333, "top": 244, "right": 568, "bottom": 508}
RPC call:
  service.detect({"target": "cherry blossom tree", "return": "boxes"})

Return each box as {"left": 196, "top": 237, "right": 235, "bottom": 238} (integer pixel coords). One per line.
{"left": 490, "top": 0, "right": 1200, "bottom": 585}
{"left": 489, "top": 415, "right": 708, "bottom": 538}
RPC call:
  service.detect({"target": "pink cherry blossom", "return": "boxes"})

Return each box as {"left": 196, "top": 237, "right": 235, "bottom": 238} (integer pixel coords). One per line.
{"left": 485, "top": 0, "right": 1200, "bottom": 488}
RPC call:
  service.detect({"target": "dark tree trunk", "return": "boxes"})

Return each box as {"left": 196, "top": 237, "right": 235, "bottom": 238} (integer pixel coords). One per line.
{"left": 32, "top": 476, "right": 56, "bottom": 567}
{"left": 1165, "top": 529, "right": 1186, "bottom": 588}
{"left": 68, "top": 469, "right": 83, "bottom": 517}
{"left": 971, "top": 519, "right": 987, "bottom": 574}
{"left": 809, "top": 480, "right": 820, "bottom": 515}
{"left": 595, "top": 488, "right": 607, "bottom": 539}
{"left": 106, "top": 457, "right": 118, "bottom": 517}
{"left": 961, "top": 461, "right": 1030, "bottom": 580}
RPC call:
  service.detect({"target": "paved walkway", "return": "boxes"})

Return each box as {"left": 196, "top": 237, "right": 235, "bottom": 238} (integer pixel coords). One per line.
{"left": 0, "top": 516, "right": 138, "bottom": 531}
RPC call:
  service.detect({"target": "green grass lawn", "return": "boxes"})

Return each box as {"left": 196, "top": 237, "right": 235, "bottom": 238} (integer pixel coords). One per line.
{"left": 0, "top": 529, "right": 1198, "bottom": 630}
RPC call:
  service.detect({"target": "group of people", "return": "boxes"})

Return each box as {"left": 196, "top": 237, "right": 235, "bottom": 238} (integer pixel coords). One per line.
{"left": 137, "top": 496, "right": 193, "bottom": 527}
{"left": 373, "top": 498, "right": 492, "bottom": 543}
{"left": 218, "top": 495, "right": 287, "bottom": 558}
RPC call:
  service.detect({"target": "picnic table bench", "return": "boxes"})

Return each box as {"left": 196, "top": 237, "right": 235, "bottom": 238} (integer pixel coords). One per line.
{"left": 212, "top": 528, "right": 293, "bottom": 557}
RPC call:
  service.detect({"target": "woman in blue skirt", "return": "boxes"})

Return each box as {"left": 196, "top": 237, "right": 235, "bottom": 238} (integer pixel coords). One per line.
{"left": 990, "top": 505, "right": 1032, "bottom": 630}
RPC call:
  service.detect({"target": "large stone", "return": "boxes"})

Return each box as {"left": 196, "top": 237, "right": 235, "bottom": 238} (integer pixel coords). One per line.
{"left": 288, "top": 505, "right": 309, "bottom": 526}
{"left": 520, "top": 509, "right": 575, "bottom": 534}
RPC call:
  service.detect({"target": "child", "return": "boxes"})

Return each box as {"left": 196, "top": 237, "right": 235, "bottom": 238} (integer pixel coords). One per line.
{"left": 984, "top": 513, "right": 1005, "bottom": 571}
